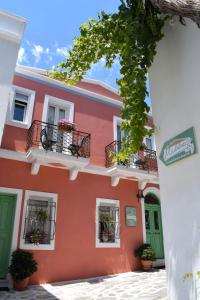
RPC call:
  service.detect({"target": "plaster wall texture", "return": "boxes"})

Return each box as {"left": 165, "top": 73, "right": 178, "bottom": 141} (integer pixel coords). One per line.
{"left": 0, "top": 11, "right": 26, "bottom": 145}
{"left": 0, "top": 157, "right": 143, "bottom": 284}
{"left": 149, "top": 18, "right": 200, "bottom": 300}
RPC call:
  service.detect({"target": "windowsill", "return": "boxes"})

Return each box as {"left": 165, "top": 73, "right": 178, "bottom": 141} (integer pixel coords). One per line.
{"left": 96, "top": 240, "right": 120, "bottom": 248}
{"left": 6, "top": 119, "right": 29, "bottom": 129}
{"left": 19, "top": 239, "right": 55, "bottom": 250}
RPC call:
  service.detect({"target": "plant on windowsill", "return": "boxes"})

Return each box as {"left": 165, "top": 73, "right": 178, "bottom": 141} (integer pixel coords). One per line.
{"left": 25, "top": 209, "right": 48, "bottom": 245}
{"left": 9, "top": 249, "right": 38, "bottom": 291}
{"left": 100, "top": 214, "right": 114, "bottom": 242}
{"left": 58, "top": 119, "right": 75, "bottom": 133}
{"left": 25, "top": 228, "right": 46, "bottom": 245}
{"left": 35, "top": 208, "right": 48, "bottom": 223}
{"left": 134, "top": 243, "right": 156, "bottom": 271}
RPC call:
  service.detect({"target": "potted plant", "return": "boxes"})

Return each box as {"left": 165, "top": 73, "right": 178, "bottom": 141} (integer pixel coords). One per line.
{"left": 35, "top": 208, "right": 48, "bottom": 222}
{"left": 134, "top": 243, "right": 156, "bottom": 271}
{"left": 100, "top": 214, "right": 114, "bottom": 242}
{"left": 9, "top": 249, "right": 38, "bottom": 291}
{"left": 58, "top": 119, "right": 75, "bottom": 132}
{"left": 25, "top": 209, "right": 48, "bottom": 245}
{"left": 25, "top": 228, "right": 46, "bottom": 245}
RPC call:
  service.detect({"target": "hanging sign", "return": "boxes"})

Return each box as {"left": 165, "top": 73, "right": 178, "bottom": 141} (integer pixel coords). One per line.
{"left": 126, "top": 207, "right": 137, "bottom": 227}
{"left": 159, "top": 127, "right": 197, "bottom": 166}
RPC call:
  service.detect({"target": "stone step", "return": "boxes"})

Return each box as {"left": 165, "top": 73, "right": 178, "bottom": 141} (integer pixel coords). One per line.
{"left": 0, "top": 279, "right": 9, "bottom": 288}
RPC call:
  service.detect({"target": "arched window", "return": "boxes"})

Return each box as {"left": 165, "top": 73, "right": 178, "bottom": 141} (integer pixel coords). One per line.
{"left": 144, "top": 192, "right": 160, "bottom": 205}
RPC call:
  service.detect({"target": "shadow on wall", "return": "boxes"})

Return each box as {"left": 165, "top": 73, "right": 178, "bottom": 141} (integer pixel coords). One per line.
{"left": 167, "top": 218, "right": 200, "bottom": 300}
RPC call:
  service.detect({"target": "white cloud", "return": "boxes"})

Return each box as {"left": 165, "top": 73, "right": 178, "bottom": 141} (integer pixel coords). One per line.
{"left": 56, "top": 47, "right": 69, "bottom": 58}
{"left": 17, "top": 47, "right": 28, "bottom": 65}
{"left": 31, "top": 44, "right": 44, "bottom": 64}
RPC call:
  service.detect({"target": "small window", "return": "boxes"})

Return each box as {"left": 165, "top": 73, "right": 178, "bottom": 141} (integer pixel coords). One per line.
{"left": 145, "top": 137, "right": 153, "bottom": 150}
{"left": 7, "top": 86, "right": 35, "bottom": 129}
{"left": 20, "top": 191, "right": 57, "bottom": 250}
{"left": 96, "top": 198, "right": 120, "bottom": 248}
{"left": 13, "top": 92, "right": 29, "bottom": 122}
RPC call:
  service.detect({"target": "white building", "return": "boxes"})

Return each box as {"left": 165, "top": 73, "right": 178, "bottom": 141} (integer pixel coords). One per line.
{"left": 0, "top": 10, "right": 26, "bottom": 145}
{"left": 150, "top": 17, "right": 200, "bottom": 300}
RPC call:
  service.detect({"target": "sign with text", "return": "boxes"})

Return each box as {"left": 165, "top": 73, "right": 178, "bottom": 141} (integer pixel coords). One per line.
{"left": 159, "top": 127, "right": 197, "bottom": 166}
{"left": 126, "top": 207, "right": 137, "bottom": 227}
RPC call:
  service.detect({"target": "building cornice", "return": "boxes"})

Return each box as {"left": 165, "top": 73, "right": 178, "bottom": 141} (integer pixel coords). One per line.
{"left": 15, "top": 66, "right": 122, "bottom": 108}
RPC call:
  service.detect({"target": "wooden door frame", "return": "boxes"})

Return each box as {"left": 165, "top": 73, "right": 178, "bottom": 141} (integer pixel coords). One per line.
{"left": 141, "top": 186, "right": 165, "bottom": 266}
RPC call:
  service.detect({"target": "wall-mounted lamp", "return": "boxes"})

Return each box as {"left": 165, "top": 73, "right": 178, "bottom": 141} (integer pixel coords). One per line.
{"left": 137, "top": 189, "right": 144, "bottom": 201}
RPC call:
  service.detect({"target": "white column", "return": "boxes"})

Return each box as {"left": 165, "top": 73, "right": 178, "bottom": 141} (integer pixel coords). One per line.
{"left": 149, "top": 17, "right": 200, "bottom": 300}
{"left": 0, "top": 11, "right": 26, "bottom": 144}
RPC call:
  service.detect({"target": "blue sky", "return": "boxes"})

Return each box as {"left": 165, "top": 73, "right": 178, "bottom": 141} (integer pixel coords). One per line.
{"left": 0, "top": 0, "right": 122, "bottom": 89}
{"left": 0, "top": 0, "right": 151, "bottom": 104}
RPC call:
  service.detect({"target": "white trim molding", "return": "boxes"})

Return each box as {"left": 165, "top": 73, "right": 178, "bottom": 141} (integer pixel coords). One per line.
{"left": 0, "top": 187, "right": 23, "bottom": 252}
{"left": 143, "top": 187, "right": 160, "bottom": 199}
{"left": 42, "top": 94, "right": 74, "bottom": 123}
{"left": 113, "top": 116, "right": 122, "bottom": 141}
{"left": 20, "top": 190, "right": 58, "bottom": 251}
{"left": 6, "top": 85, "right": 35, "bottom": 129}
{"left": 15, "top": 65, "right": 122, "bottom": 108}
{"left": 96, "top": 198, "right": 120, "bottom": 248}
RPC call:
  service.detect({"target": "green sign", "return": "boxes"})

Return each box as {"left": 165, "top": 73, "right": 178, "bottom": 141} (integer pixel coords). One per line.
{"left": 126, "top": 207, "right": 137, "bottom": 227}
{"left": 159, "top": 127, "right": 197, "bottom": 166}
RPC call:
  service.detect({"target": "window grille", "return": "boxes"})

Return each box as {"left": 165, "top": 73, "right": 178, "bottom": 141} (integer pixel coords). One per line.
{"left": 23, "top": 198, "right": 56, "bottom": 245}
{"left": 98, "top": 206, "right": 120, "bottom": 243}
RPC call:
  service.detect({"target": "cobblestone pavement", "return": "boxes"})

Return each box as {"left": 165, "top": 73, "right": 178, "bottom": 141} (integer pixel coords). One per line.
{"left": 0, "top": 269, "right": 166, "bottom": 300}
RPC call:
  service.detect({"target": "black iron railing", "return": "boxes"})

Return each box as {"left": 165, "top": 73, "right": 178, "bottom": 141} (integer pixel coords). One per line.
{"left": 27, "top": 120, "right": 90, "bottom": 158}
{"left": 105, "top": 140, "right": 158, "bottom": 172}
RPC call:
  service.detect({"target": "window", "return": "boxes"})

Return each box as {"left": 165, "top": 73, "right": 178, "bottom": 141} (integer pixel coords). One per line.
{"left": 96, "top": 198, "right": 120, "bottom": 248}
{"left": 20, "top": 191, "right": 57, "bottom": 250}
{"left": 13, "top": 92, "right": 28, "bottom": 122}
{"left": 145, "top": 137, "right": 153, "bottom": 150}
{"left": 7, "top": 86, "right": 35, "bottom": 129}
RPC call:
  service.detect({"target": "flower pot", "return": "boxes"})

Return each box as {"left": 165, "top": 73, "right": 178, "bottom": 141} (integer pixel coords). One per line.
{"left": 13, "top": 277, "right": 30, "bottom": 291}
{"left": 102, "top": 233, "right": 109, "bottom": 242}
{"left": 141, "top": 260, "right": 153, "bottom": 271}
{"left": 58, "top": 122, "right": 75, "bottom": 133}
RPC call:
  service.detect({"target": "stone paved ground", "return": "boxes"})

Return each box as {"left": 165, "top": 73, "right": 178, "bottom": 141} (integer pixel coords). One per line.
{"left": 0, "top": 269, "right": 167, "bottom": 300}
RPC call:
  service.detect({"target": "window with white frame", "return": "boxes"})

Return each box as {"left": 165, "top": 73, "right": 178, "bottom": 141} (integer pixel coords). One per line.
{"left": 96, "top": 198, "right": 120, "bottom": 248}
{"left": 20, "top": 191, "right": 57, "bottom": 250}
{"left": 13, "top": 92, "right": 28, "bottom": 122}
{"left": 145, "top": 137, "right": 153, "bottom": 150}
{"left": 7, "top": 86, "right": 35, "bottom": 129}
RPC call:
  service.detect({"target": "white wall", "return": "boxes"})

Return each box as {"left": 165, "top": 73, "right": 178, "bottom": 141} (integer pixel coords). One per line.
{"left": 149, "top": 18, "right": 200, "bottom": 300}
{"left": 0, "top": 11, "right": 26, "bottom": 144}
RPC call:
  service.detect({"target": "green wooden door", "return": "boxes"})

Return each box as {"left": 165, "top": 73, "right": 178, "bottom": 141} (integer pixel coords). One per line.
{"left": 145, "top": 203, "right": 164, "bottom": 259}
{"left": 0, "top": 194, "right": 16, "bottom": 279}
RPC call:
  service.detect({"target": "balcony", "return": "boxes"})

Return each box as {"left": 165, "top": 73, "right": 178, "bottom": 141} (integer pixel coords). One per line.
{"left": 105, "top": 140, "right": 158, "bottom": 186}
{"left": 26, "top": 120, "right": 91, "bottom": 180}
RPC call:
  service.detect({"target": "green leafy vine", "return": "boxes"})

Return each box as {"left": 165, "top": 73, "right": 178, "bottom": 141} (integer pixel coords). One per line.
{"left": 50, "top": 0, "right": 167, "bottom": 157}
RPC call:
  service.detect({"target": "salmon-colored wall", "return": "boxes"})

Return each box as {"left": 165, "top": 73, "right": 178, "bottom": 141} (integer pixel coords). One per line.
{"left": 76, "top": 81, "right": 121, "bottom": 100}
{"left": 1, "top": 75, "right": 121, "bottom": 166}
{"left": 0, "top": 158, "right": 143, "bottom": 284}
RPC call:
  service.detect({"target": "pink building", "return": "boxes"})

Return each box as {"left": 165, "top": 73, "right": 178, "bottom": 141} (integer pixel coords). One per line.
{"left": 0, "top": 65, "right": 162, "bottom": 286}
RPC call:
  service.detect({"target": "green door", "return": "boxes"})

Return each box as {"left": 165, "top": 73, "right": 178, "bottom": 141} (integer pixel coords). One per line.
{"left": 0, "top": 194, "right": 16, "bottom": 279}
{"left": 145, "top": 203, "right": 164, "bottom": 259}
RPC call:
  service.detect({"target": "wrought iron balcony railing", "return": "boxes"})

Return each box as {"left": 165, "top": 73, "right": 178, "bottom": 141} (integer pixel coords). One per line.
{"left": 105, "top": 140, "right": 158, "bottom": 172}
{"left": 27, "top": 120, "right": 90, "bottom": 158}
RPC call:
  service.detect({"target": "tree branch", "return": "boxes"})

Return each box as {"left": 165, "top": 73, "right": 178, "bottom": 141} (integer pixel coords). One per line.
{"left": 150, "top": 0, "right": 200, "bottom": 25}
